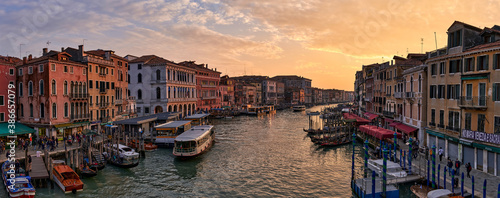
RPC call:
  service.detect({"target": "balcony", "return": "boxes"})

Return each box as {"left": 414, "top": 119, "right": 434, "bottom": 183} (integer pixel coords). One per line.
{"left": 169, "top": 98, "right": 197, "bottom": 102}
{"left": 99, "top": 89, "right": 107, "bottom": 94}
{"left": 394, "top": 92, "right": 403, "bottom": 99}
{"left": 382, "top": 110, "right": 394, "bottom": 118}
{"left": 70, "top": 93, "right": 88, "bottom": 99}
{"left": 405, "top": 92, "right": 415, "bottom": 98}
{"left": 201, "top": 84, "right": 217, "bottom": 88}
{"left": 83, "top": 56, "right": 114, "bottom": 66}
{"left": 99, "top": 103, "right": 109, "bottom": 108}
{"left": 385, "top": 94, "right": 391, "bottom": 97}
{"left": 150, "top": 79, "right": 166, "bottom": 84}
{"left": 115, "top": 99, "right": 123, "bottom": 105}
{"left": 202, "top": 96, "right": 218, "bottom": 100}
{"left": 99, "top": 72, "right": 106, "bottom": 77}
{"left": 70, "top": 113, "right": 90, "bottom": 121}
{"left": 446, "top": 125, "right": 460, "bottom": 132}
{"left": 458, "top": 96, "right": 488, "bottom": 109}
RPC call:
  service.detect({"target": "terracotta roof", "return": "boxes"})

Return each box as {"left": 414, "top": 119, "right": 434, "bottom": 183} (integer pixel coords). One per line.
{"left": 465, "top": 40, "right": 500, "bottom": 52}
{"left": 480, "top": 27, "right": 500, "bottom": 36}
{"left": 0, "top": 56, "right": 21, "bottom": 65}
{"left": 179, "top": 61, "right": 221, "bottom": 74}
{"left": 85, "top": 50, "right": 128, "bottom": 62}
{"left": 129, "top": 55, "right": 176, "bottom": 65}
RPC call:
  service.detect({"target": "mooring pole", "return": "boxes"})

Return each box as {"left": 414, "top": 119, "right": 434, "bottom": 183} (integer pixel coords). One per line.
{"left": 364, "top": 140, "right": 369, "bottom": 178}
{"left": 408, "top": 138, "right": 412, "bottom": 175}
{"left": 432, "top": 145, "right": 436, "bottom": 188}
{"left": 437, "top": 164, "right": 440, "bottom": 189}
{"left": 382, "top": 147, "right": 388, "bottom": 197}
{"left": 461, "top": 172, "right": 464, "bottom": 197}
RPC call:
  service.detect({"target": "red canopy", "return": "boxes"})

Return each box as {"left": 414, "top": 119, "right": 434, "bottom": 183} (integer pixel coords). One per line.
{"left": 395, "top": 123, "right": 418, "bottom": 134}
{"left": 389, "top": 122, "right": 402, "bottom": 127}
{"left": 358, "top": 125, "right": 402, "bottom": 140}
{"left": 343, "top": 113, "right": 370, "bottom": 124}
{"left": 363, "top": 112, "right": 379, "bottom": 121}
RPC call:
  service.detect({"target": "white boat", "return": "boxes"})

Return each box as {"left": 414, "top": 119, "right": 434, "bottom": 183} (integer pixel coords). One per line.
{"left": 105, "top": 144, "right": 140, "bottom": 168}
{"left": 427, "top": 189, "right": 452, "bottom": 198}
{"left": 367, "top": 159, "right": 407, "bottom": 178}
{"left": 292, "top": 105, "right": 306, "bottom": 111}
{"left": 173, "top": 125, "right": 215, "bottom": 158}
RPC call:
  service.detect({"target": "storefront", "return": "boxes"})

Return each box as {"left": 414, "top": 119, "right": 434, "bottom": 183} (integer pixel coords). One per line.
{"left": 426, "top": 129, "right": 460, "bottom": 160}
{"left": 461, "top": 129, "right": 500, "bottom": 175}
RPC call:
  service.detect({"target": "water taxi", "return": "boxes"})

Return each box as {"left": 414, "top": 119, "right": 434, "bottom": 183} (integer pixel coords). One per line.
{"left": 292, "top": 105, "right": 306, "bottom": 111}
{"left": 2, "top": 161, "right": 35, "bottom": 198}
{"left": 247, "top": 106, "right": 266, "bottom": 116}
{"left": 52, "top": 160, "right": 84, "bottom": 194}
{"left": 154, "top": 120, "right": 192, "bottom": 147}
{"left": 264, "top": 105, "right": 276, "bottom": 114}
{"left": 173, "top": 125, "right": 215, "bottom": 158}
{"left": 184, "top": 113, "right": 210, "bottom": 126}
{"left": 367, "top": 159, "right": 407, "bottom": 178}
{"left": 104, "top": 144, "right": 140, "bottom": 168}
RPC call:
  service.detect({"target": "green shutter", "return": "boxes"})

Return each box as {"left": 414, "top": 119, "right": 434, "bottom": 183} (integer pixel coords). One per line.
{"left": 486, "top": 55, "right": 489, "bottom": 70}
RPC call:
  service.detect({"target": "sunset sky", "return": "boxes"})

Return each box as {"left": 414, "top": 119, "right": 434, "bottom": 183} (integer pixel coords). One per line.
{"left": 1, "top": 0, "right": 499, "bottom": 91}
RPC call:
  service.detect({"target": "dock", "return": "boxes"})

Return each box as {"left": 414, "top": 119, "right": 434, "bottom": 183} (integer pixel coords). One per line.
{"left": 352, "top": 178, "right": 399, "bottom": 198}
{"left": 29, "top": 156, "right": 49, "bottom": 187}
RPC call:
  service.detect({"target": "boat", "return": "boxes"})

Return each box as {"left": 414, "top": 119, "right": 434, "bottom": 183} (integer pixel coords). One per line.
{"left": 128, "top": 139, "right": 158, "bottom": 151}
{"left": 246, "top": 106, "right": 266, "bottom": 116}
{"left": 104, "top": 144, "right": 140, "bottom": 168}
{"left": 367, "top": 159, "right": 407, "bottom": 178}
{"left": 154, "top": 120, "right": 192, "bottom": 147}
{"left": 52, "top": 160, "right": 84, "bottom": 194}
{"left": 173, "top": 125, "right": 215, "bottom": 158}
{"left": 90, "top": 152, "right": 106, "bottom": 170}
{"left": 292, "top": 105, "right": 306, "bottom": 111}
{"left": 184, "top": 113, "right": 210, "bottom": 126}
{"left": 263, "top": 105, "right": 276, "bottom": 114}
{"left": 1, "top": 161, "right": 35, "bottom": 198}
{"left": 80, "top": 168, "right": 97, "bottom": 178}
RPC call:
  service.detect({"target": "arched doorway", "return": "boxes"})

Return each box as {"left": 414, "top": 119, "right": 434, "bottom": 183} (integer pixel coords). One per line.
{"left": 183, "top": 104, "right": 187, "bottom": 117}
{"left": 173, "top": 105, "right": 177, "bottom": 112}
{"left": 155, "top": 106, "right": 163, "bottom": 114}
{"left": 168, "top": 105, "right": 172, "bottom": 112}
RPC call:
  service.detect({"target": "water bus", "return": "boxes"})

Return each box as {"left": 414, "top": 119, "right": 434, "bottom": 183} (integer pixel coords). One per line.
{"left": 154, "top": 120, "right": 192, "bottom": 147}
{"left": 173, "top": 125, "right": 215, "bottom": 158}
{"left": 184, "top": 113, "right": 210, "bottom": 126}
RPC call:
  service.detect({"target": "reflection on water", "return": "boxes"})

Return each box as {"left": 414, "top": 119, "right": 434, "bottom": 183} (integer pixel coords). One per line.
{"left": 3, "top": 104, "right": 384, "bottom": 198}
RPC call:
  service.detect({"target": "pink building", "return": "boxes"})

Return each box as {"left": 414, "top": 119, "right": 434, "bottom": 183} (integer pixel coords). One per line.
{"left": 0, "top": 56, "right": 21, "bottom": 122}
{"left": 17, "top": 50, "right": 88, "bottom": 138}
{"left": 179, "top": 61, "right": 221, "bottom": 111}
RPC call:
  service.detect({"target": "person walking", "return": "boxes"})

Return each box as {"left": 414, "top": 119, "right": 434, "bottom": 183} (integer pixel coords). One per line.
{"left": 447, "top": 158, "right": 453, "bottom": 176}
{"left": 438, "top": 147, "right": 443, "bottom": 161}
{"left": 455, "top": 159, "right": 461, "bottom": 175}
{"left": 466, "top": 162, "right": 472, "bottom": 178}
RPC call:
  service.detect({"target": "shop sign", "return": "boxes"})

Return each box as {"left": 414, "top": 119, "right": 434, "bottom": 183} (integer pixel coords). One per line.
{"left": 462, "top": 129, "right": 500, "bottom": 145}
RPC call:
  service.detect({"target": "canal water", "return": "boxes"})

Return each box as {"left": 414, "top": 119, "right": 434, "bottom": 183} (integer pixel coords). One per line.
{"left": 2, "top": 105, "right": 415, "bottom": 197}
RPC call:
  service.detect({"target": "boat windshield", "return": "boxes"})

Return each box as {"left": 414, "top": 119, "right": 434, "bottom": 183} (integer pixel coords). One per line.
{"left": 62, "top": 172, "right": 78, "bottom": 179}
{"left": 121, "top": 147, "right": 133, "bottom": 152}
{"left": 387, "top": 167, "right": 403, "bottom": 172}
{"left": 14, "top": 183, "right": 29, "bottom": 188}
{"left": 175, "top": 141, "right": 196, "bottom": 148}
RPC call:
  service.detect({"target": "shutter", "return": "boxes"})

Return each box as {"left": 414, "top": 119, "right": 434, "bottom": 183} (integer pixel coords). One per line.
{"left": 494, "top": 83, "right": 497, "bottom": 101}
{"left": 472, "top": 57, "right": 475, "bottom": 71}
{"left": 494, "top": 54, "right": 498, "bottom": 70}
{"left": 486, "top": 55, "right": 489, "bottom": 70}
{"left": 477, "top": 57, "right": 480, "bottom": 71}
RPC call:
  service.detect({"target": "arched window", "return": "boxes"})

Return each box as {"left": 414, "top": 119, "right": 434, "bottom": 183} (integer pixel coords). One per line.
{"left": 64, "top": 81, "right": 68, "bottom": 95}
{"left": 52, "top": 103, "right": 57, "bottom": 118}
{"left": 167, "top": 70, "right": 170, "bottom": 80}
{"left": 138, "top": 89, "right": 142, "bottom": 100}
{"left": 29, "top": 103, "right": 33, "bottom": 117}
{"left": 40, "top": 103, "right": 45, "bottom": 118}
{"left": 156, "top": 69, "right": 161, "bottom": 81}
{"left": 137, "top": 73, "right": 142, "bottom": 83}
{"left": 19, "top": 82, "right": 23, "bottom": 97}
{"left": 128, "top": 89, "right": 130, "bottom": 97}
{"left": 52, "top": 79, "right": 56, "bottom": 95}
{"left": 64, "top": 103, "right": 68, "bottom": 117}
{"left": 410, "top": 76, "right": 414, "bottom": 92}
{"left": 39, "top": 80, "right": 44, "bottom": 95}
{"left": 28, "top": 81, "right": 33, "bottom": 96}
{"left": 156, "top": 87, "right": 161, "bottom": 99}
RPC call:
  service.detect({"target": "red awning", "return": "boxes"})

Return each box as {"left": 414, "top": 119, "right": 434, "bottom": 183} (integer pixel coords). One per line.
{"left": 363, "top": 112, "right": 379, "bottom": 121}
{"left": 358, "top": 125, "right": 402, "bottom": 140}
{"left": 344, "top": 113, "right": 370, "bottom": 124}
{"left": 385, "top": 118, "right": 394, "bottom": 124}
{"left": 395, "top": 123, "right": 418, "bottom": 134}
{"left": 389, "top": 122, "right": 402, "bottom": 127}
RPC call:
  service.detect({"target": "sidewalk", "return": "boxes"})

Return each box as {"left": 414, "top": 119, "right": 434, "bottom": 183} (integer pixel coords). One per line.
{"left": 394, "top": 141, "right": 499, "bottom": 198}
{"left": 0, "top": 136, "right": 104, "bottom": 164}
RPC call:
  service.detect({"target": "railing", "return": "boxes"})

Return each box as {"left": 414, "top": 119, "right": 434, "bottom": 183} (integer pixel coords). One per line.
{"left": 115, "top": 99, "right": 123, "bottom": 105}
{"left": 99, "top": 89, "right": 107, "bottom": 94}
{"left": 446, "top": 125, "right": 460, "bottom": 132}
{"left": 405, "top": 92, "right": 415, "bottom": 98}
{"left": 70, "top": 93, "right": 88, "bottom": 99}
{"left": 458, "top": 96, "right": 488, "bottom": 108}
{"left": 169, "top": 98, "right": 197, "bottom": 102}
{"left": 394, "top": 92, "right": 403, "bottom": 99}
{"left": 202, "top": 96, "right": 217, "bottom": 100}
{"left": 99, "top": 103, "right": 109, "bottom": 108}
{"left": 201, "top": 84, "right": 217, "bottom": 88}
{"left": 99, "top": 72, "right": 106, "bottom": 77}
{"left": 83, "top": 56, "right": 114, "bottom": 66}
{"left": 386, "top": 94, "right": 391, "bottom": 97}
{"left": 150, "top": 79, "right": 166, "bottom": 84}
{"left": 70, "top": 114, "right": 90, "bottom": 121}
{"left": 128, "top": 96, "right": 136, "bottom": 101}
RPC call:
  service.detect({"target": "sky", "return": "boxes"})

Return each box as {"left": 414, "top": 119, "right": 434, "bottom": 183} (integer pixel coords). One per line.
{"left": 1, "top": 0, "right": 499, "bottom": 91}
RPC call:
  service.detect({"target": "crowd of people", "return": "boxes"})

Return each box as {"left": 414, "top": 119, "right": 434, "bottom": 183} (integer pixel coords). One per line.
{"left": 0, "top": 133, "right": 85, "bottom": 155}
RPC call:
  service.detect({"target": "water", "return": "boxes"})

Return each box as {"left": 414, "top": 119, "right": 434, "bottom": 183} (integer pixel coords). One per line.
{"left": 2, "top": 105, "right": 412, "bottom": 197}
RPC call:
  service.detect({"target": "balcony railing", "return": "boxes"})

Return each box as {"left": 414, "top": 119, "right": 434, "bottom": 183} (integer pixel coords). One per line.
{"left": 83, "top": 56, "right": 114, "bottom": 66}
{"left": 115, "top": 99, "right": 123, "bottom": 105}
{"left": 458, "top": 96, "right": 488, "bottom": 109}
{"left": 201, "top": 84, "right": 217, "bottom": 88}
{"left": 202, "top": 96, "right": 218, "bottom": 100}
{"left": 99, "top": 103, "right": 109, "bottom": 108}
{"left": 99, "top": 89, "right": 107, "bottom": 94}
{"left": 446, "top": 125, "right": 460, "bottom": 132}
{"left": 394, "top": 92, "right": 403, "bottom": 99}
{"left": 70, "top": 93, "right": 88, "bottom": 99}
{"left": 70, "top": 114, "right": 90, "bottom": 121}
{"left": 405, "top": 92, "right": 415, "bottom": 98}
{"left": 99, "top": 72, "right": 106, "bottom": 77}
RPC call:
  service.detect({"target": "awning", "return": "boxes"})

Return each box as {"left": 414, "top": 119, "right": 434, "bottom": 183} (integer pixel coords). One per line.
{"left": 385, "top": 118, "right": 394, "bottom": 124}
{"left": 359, "top": 125, "right": 402, "bottom": 140}
{"left": 389, "top": 122, "right": 402, "bottom": 127}
{"left": 395, "top": 123, "right": 418, "bottom": 134}
{"left": 343, "top": 113, "right": 370, "bottom": 124}
{"left": 0, "top": 122, "right": 35, "bottom": 136}
{"left": 363, "top": 112, "right": 379, "bottom": 121}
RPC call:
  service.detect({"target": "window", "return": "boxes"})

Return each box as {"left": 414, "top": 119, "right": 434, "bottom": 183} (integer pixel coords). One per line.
{"left": 64, "top": 103, "right": 68, "bottom": 117}
{"left": 96, "top": 81, "right": 99, "bottom": 88}
{"left": 90, "top": 97, "right": 93, "bottom": 105}
{"left": 39, "top": 80, "right": 44, "bottom": 95}
{"left": 95, "top": 66, "right": 98, "bottom": 73}
{"left": 40, "top": 103, "right": 45, "bottom": 118}
{"left": 106, "top": 82, "right": 110, "bottom": 89}
{"left": 138, "top": 89, "right": 142, "bottom": 100}
{"left": 431, "top": 64, "right": 437, "bottom": 75}
{"left": 439, "top": 110, "right": 444, "bottom": 127}
{"left": 156, "top": 69, "right": 161, "bottom": 80}
{"left": 89, "top": 65, "right": 92, "bottom": 73}
{"left": 0, "top": 113, "right": 3, "bottom": 122}
{"left": 28, "top": 81, "right": 33, "bottom": 96}
{"left": 465, "top": 57, "right": 475, "bottom": 72}
{"left": 448, "top": 111, "right": 460, "bottom": 131}
{"left": 145, "top": 107, "right": 149, "bottom": 114}
{"left": 0, "top": 96, "right": 3, "bottom": 106}
{"left": 18, "top": 83, "right": 23, "bottom": 97}
{"left": 449, "top": 30, "right": 462, "bottom": 48}
{"left": 83, "top": 68, "right": 86, "bottom": 75}
{"left": 437, "top": 85, "right": 445, "bottom": 99}
{"left": 20, "top": 104, "right": 23, "bottom": 117}
{"left": 494, "top": 83, "right": 500, "bottom": 101}
{"left": 18, "top": 68, "right": 23, "bottom": 76}
{"left": 466, "top": 84, "right": 473, "bottom": 100}
{"left": 29, "top": 103, "right": 33, "bottom": 117}
{"left": 70, "top": 66, "right": 73, "bottom": 73}
{"left": 63, "top": 81, "right": 68, "bottom": 95}
{"left": 495, "top": 116, "right": 500, "bottom": 134}
{"left": 39, "top": 64, "right": 44, "bottom": 72}
{"left": 477, "top": 114, "right": 485, "bottom": 132}
{"left": 51, "top": 64, "right": 56, "bottom": 71}
{"left": 494, "top": 54, "right": 500, "bottom": 70}
{"left": 51, "top": 80, "right": 56, "bottom": 95}
{"left": 52, "top": 103, "right": 57, "bottom": 118}
{"left": 111, "top": 69, "right": 114, "bottom": 75}
{"left": 431, "top": 109, "right": 436, "bottom": 124}
{"left": 138, "top": 73, "right": 142, "bottom": 83}
{"left": 156, "top": 87, "right": 161, "bottom": 99}
{"left": 89, "top": 80, "right": 93, "bottom": 89}
{"left": 137, "top": 107, "right": 141, "bottom": 113}
{"left": 64, "top": 66, "right": 68, "bottom": 72}
{"left": 449, "top": 59, "right": 461, "bottom": 73}
{"left": 28, "top": 66, "right": 33, "bottom": 74}
{"left": 439, "top": 62, "right": 445, "bottom": 74}
{"left": 477, "top": 55, "right": 489, "bottom": 71}
{"left": 111, "top": 82, "right": 114, "bottom": 89}
{"left": 138, "top": 64, "right": 142, "bottom": 70}
{"left": 9, "top": 68, "right": 14, "bottom": 75}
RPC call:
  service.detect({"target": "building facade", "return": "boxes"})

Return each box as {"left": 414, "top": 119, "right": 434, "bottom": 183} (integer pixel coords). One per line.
{"left": 0, "top": 56, "right": 20, "bottom": 123}
{"left": 179, "top": 61, "right": 221, "bottom": 111}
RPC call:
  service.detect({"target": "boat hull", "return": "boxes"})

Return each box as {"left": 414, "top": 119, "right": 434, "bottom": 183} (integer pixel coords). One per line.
{"left": 52, "top": 175, "right": 84, "bottom": 194}
{"left": 109, "top": 161, "right": 139, "bottom": 168}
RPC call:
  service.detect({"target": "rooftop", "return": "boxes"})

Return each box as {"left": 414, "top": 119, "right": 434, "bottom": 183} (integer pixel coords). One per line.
{"left": 113, "top": 112, "right": 181, "bottom": 125}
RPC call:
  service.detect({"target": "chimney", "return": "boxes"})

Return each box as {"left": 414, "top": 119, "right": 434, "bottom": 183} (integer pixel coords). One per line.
{"left": 206, "top": 64, "right": 208, "bottom": 68}
{"left": 78, "top": 45, "right": 84, "bottom": 61}
{"left": 391, "top": 60, "right": 393, "bottom": 65}
{"left": 61, "top": 47, "right": 64, "bottom": 52}
{"left": 104, "top": 51, "right": 111, "bottom": 60}
{"left": 28, "top": 54, "right": 32, "bottom": 61}
{"left": 23, "top": 57, "right": 27, "bottom": 64}
{"left": 43, "top": 48, "right": 48, "bottom": 56}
